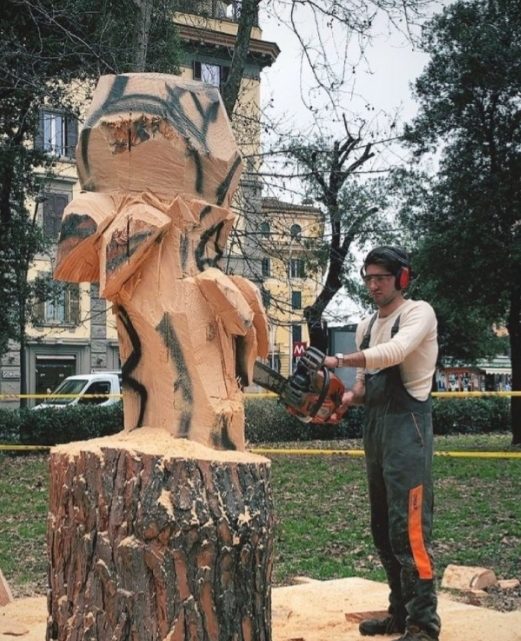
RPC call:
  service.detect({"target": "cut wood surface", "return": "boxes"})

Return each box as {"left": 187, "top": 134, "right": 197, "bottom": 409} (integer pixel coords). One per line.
{"left": 0, "top": 570, "right": 13, "bottom": 608}
{"left": 47, "top": 430, "right": 274, "bottom": 641}
{"left": 441, "top": 564, "right": 498, "bottom": 591}
{"left": 54, "top": 74, "right": 269, "bottom": 451}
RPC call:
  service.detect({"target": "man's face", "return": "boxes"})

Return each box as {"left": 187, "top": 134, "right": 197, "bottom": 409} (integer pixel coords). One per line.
{"left": 363, "top": 264, "right": 400, "bottom": 308}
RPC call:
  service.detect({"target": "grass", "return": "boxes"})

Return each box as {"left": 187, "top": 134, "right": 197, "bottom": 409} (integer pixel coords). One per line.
{"left": 0, "top": 433, "right": 520, "bottom": 598}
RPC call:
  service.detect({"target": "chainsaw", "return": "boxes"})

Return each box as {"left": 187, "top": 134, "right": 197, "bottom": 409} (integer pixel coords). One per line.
{"left": 252, "top": 347, "right": 347, "bottom": 424}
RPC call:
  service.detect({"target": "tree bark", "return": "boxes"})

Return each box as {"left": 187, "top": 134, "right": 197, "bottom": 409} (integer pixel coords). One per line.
{"left": 508, "top": 282, "right": 521, "bottom": 445}
{"left": 133, "top": 0, "right": 154, "bottom": 71}
{"left": 221, "top": 0, "right": 259, "bottom": 119}
{"left": 47, "top": 430, "right": 274, "bottom": 641}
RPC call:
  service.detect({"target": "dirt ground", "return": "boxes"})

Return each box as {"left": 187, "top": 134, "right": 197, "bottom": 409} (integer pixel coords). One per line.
{"left": 2, "top": 577, "right": 521, "bottom": 641}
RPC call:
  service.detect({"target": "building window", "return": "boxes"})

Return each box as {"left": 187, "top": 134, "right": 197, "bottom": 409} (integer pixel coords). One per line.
{"left": 292, "top": 324, "right": 302, "bottom": 343}
{"left": 261, "top": 257, "right": 270, "bottom": 277}
{"left": 193, "top": 61, "right": 230, "bottom": 90}
{"left": 261, "top": 287, "right": 271, "bottom": 309}
{"left": 259, "top": 221, "right": 270, "bottom": 238}
{"left": 34, "top": 274, "right": 80, "bottom": 326}
{"left": 36, "top": 110, "right": 78, "bottom": 159}
{"left": 289, "top": 258, "right": 305, "bottom": 278}
{"left": 291, "top": 290, "right": 302, "bottom": 310}
{"left": 290, "top": 224, "right": 302, "bottom": 240}
{"left": 225, "top": 1, "right": 258, "bottom": 24}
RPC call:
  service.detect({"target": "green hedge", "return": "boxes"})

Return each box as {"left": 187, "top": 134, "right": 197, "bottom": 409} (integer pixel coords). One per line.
{"left": 0, "top": 397, "right": 511, "bottom": 446}
{"left": 431, "top": 397, "right": 511, "bottom": 434}
{"left": 244, "top": 398, "right": 364, "bottom": 442}
{"left": 0, "top": 404, "right": 123, "bottom": 446}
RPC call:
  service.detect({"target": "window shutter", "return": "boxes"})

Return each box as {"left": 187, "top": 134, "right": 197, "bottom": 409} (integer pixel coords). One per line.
{"left": 43, "top": 193, "right": 69, "bottom": 240}
{"left": 35, "top": 110, "right": 44, "bottom": 151}
{"left": 66, "top": 284, "right": 80, "bottom": 325}
{"left": 65, "top": 115, "right": 78, "bottom": 159}
{"left": 292, "top": 324, "right": 302, "bottom": 343}
{"left": 33, "top": 298, "right": 45, "bottom": 325}
{"left": 193, "top": 60, "right": 202, "bottom": 80}
{"left": 221, "top": 65, "right": 230, "bottom": 89}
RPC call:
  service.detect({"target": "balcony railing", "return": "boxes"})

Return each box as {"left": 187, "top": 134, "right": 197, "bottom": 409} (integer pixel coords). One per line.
{"left": 174, "top": 1, "right": 258, "bottom": 27}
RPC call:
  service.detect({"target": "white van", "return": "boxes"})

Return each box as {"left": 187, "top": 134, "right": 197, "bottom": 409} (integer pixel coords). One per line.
{"left": 33, "top": 372, "right": 122, "bottom": 409}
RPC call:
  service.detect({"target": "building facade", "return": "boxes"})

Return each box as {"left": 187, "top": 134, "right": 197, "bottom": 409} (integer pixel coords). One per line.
{"left": 257, "top": 197, "right": 325, "bottom": 377}
{"left": 0, "top": 3, "right": 324, "bottom": 404}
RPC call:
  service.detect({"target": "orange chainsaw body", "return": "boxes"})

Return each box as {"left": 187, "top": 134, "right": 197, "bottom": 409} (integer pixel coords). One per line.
{"left": 285, "top": 367, "right": 347, "bottom": 424}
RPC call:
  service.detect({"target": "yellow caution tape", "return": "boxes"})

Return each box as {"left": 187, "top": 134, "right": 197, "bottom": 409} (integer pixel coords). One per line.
{"left": 433, "top": 391, "right": 521, "bottom": 398}
{"left": 1, "top": 444, "right": 519, "bottom": 458}
{"left": 251, "top": 448, "right": 521, "bottom": 459}
{"left": 1, "top": 391, "right": 520, "bottom": 401}
{"left": 0, "top": 444, "right": 51, "bottom": 451}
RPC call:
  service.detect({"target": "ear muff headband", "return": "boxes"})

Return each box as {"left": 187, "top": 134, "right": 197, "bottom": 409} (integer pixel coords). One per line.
{"left": 396, "top": 265, "right": 411, "bottom": 290}
{"left": 362, "top": 246, "right": 411, "bottom": 290}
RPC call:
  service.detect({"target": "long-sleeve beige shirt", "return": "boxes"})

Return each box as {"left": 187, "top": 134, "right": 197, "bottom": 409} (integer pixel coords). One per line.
{"left": 355, "top": 299, "right": 438, "bottom": 401}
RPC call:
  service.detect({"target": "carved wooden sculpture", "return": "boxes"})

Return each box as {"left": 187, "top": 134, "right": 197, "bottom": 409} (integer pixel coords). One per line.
{"left": 55, "top": 72, "right": 269, "bottom": 451}
{"left": 47, "top": 74, "right": 273, "bottom": 641}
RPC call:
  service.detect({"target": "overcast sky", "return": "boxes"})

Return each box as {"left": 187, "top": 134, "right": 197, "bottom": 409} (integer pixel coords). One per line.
{"left": 256, "top": 6, "right": 434, "bottom": 323}
{"left": 259, "top": 5, "right": 432, "bottom": 142}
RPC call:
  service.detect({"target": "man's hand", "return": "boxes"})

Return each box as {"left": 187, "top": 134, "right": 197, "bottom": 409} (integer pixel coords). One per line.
{"left": 323, "top": 355, "right": 339, "bottom": 369}
{"left": 330, "top": 390, "right": 357, "bottom": 422}
{"left": 330, "top": 378, "right": 366, "bottom": 421}
{"left": 323, "top": 351, "right": 366, "bottom": 369}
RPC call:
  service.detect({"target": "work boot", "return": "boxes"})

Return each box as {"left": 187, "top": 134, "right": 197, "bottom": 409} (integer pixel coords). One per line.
{"left": 359, "top": 615, "right": 405, "bottom": 636}
{"left": 394, "top": 624, "right": 438, "bottom": 641}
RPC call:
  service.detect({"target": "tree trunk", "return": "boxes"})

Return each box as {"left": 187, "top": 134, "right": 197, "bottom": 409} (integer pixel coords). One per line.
{"left": 508, "top": 283, "right": 521, "bottom": 445}
{"left": 133, "top": 0, "right": 154, "bottom": 72}
{"left": 18, "top": 313, "right": 27, "bottom": 409}
{"left": 221, "top": 0, "right": 259, "bottom": 119}
{"left": 47, "top": 429, "right": 274, "bottom": 641}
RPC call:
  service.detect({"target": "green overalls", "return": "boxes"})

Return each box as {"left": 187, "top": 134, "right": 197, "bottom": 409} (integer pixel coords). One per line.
{"left": 361, "top": 314, "right": 441, "bottom": 639}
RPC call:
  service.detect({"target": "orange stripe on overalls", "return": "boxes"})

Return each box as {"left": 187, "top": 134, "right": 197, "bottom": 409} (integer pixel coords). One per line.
{"left": 408, "top": 485, "right": 433, "bottom": 580}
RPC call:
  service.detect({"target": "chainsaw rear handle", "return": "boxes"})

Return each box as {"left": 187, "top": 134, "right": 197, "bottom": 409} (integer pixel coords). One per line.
{"left": 307, "top": 366, "right": 330, "bottom": 418}
{"left": 298, "top": 346, "right": 326, "bottom": 373}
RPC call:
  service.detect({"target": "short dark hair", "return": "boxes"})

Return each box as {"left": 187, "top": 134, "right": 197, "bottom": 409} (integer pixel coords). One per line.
{"left": 363, "top": 246, "right": 410, "bottom": 275}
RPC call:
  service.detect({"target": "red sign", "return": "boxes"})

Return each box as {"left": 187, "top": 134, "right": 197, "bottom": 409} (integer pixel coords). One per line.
{"left": 293, "top": 341, "right": 308, "bottom": 357}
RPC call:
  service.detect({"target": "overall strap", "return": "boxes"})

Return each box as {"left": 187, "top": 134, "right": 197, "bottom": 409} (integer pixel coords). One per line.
{"left": 391, "top": 314, "right": 401, "bottom": 338}
{"left": 360, "top": 312, "right": 401, "bottom": 351}
{"left": 360, "top": 313, "right": 378, "bottom": 350}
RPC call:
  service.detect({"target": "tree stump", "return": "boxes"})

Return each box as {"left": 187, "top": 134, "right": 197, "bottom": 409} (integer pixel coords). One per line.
{"left": 47, "top": 429, "right": 274, "bottom": 641}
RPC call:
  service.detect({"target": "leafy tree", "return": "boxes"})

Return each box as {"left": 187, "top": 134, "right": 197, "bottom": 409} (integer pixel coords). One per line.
{"left": 402, "top": 0, "right": 521, "bottom": 443}
{"left": 0, "top": 0, "right": 180, "bottom": 402}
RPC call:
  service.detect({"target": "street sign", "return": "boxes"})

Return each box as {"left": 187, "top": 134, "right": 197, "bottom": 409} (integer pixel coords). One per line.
{"left": 292, "top": 341, "right": 308, "bottom": 357}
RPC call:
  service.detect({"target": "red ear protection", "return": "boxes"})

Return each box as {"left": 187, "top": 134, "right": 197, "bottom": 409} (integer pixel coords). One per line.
{"left": 396, "top": 266, "right": 410, "bottom": 290}
{"left": 362, "top": 246, "right": 412, "bottom": 290}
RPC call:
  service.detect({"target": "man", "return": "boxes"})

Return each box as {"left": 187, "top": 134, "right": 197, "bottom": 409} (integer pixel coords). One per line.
{"left": 323, "top": 246, "right": 441, "bottom": 641}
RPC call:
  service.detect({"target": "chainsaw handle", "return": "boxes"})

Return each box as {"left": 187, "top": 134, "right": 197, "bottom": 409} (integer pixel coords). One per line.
{"left": 308, "top": 366, "right": 330, "bottom": 418}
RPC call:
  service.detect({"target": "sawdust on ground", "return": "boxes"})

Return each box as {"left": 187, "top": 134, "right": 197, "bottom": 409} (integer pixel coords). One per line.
{"left": 2, "top": 578, "right": 521, "bottom": 641}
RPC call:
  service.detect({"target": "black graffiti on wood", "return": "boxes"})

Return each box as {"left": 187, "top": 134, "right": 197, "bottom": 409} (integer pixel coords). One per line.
{"left": 80, "top": 75, "right": 222, "bottom": 199}
{"left": 58, "top": 213, "right": 97, "bottom": 244}
{"left": 216, "top": 155, "right": 242, "bottom": 206}
{"left": 195, "top": 221, "right": 225, "bottom": 271}
{"left": 118, "top": 306, "right": 148, "bottom": 428}
{"left": 211, "top": 414, "right": 237, "bottom": 451}
{"left": 106, "top": 228, "right": 153, "bottom": 274}
{"left": 200, "top": 205, "right": 213, "bottom": 221}
{"left": 180, "top": 233, "right": 189, "bottom": 273}
{"left": 156, "top": 313, "right": 193, "bottom": 438}
{"left": 234, "top": 335, "right": 250, "bottom": 388}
